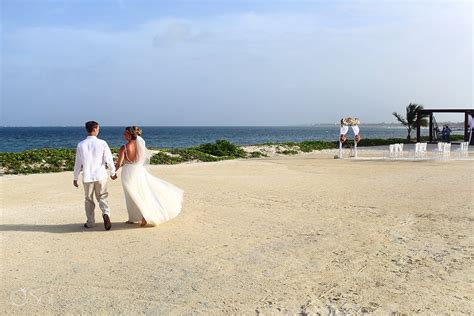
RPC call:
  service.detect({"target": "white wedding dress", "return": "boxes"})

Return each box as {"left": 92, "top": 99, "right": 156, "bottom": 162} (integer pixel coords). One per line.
{"left": 121, "top": 136, "right": 183, "bottom": 226}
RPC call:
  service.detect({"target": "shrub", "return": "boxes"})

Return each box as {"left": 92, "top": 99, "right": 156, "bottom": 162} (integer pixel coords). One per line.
{"left": 168, "top": 148, "right": 220, "bottom": 162}
{"left": 355, "top": 138, "right": 408, "bottom": 147}
{"left": 150, "top": 152, "right": 183, "bottom": 165}
{"left": 298, "top": 140, "right": 337, "bottom": 152}
{"left": 197, "top": 140, "right": 246, "bottom": 158}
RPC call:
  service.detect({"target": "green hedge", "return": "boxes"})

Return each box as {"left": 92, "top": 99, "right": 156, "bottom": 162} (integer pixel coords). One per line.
{"left": 299, "top": 140, "right": 337, "bottom": 152}
{"left": 196, "top": 139, "right": 246, "bottom": 158}
{"left": 0, "top": 148, "right": 76, "bottom": 174}
{"left": 149, "top": 152, "right": 184, "bottom": 165}
{"left": 1, "top": 136, "right": 469, "bottom": 174}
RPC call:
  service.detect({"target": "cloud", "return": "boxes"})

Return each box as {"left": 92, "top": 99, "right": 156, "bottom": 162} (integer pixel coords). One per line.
{"left": 1, "top": 2, "right": 472, "bottom": 125}
{"left": 152, "top": 21, "right": 212, "bottom": 47}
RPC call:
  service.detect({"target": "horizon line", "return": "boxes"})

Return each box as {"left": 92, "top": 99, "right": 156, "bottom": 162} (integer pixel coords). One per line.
{"left": 0, "top": 121, "right": 467, "bottom": 128}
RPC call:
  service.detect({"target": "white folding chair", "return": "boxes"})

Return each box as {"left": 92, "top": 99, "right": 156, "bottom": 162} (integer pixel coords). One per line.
{"left": 442, "top": 143, "right": 451, "bottom": 160}
{"left": 415, "top": 142, "right": 422, "bottom": 159}
{"left": 396, "top": 143, "right": 404, "bottom": 158}
{"left": 412, "top": 142, "right": 427, "bottom": 159}
{"left": 437, "top": 142, "right": 445, "bottom": 151}
{"left": 421, "top": 143, "right": 427, "bottom": 156}
{"left": 385, "top": 144, "right": 397, "bottom": 159}
{"left": 463, "top": 142, "right": 470, "bottom": 158}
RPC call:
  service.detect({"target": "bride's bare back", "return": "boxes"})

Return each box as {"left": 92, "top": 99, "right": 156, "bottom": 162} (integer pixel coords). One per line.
{"left": 115, "top": 141, "right": 138, "bottom": 169}
{"left": 124, "top": 141, "right": 137, "bottom": 163}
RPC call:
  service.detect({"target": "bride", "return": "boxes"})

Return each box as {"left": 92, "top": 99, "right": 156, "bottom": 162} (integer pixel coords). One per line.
{"left": 114, "top": 126, "right": 183, "bottom": 226}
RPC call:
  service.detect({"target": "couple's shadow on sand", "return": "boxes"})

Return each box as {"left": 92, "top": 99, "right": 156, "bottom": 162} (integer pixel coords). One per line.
{"left": 0, "top": 222, "right": 146, "bottom": 233}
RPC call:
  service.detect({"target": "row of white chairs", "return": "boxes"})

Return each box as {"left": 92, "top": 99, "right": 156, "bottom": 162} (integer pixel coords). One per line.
{"left": 434, "top": 142, "right": 470, "bottom": 159}
{"left": 384, "top": 142, "right": 427, "bottom": 159}
{"left": 434, "top": 142, "right": 451, "bottom": 160}
{"left": 384, "top": 142, "right": 470, "bottom": 160}
{"left": 413, "top": 142, "right": 428, "bottom": 159}
{"left": 385, "top": 143, "right": 404, "bottom": 158}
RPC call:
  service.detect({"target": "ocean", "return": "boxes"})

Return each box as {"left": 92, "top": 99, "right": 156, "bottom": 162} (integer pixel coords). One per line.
{"left": 1, "top": 125, "right": 412, "bottom": 152}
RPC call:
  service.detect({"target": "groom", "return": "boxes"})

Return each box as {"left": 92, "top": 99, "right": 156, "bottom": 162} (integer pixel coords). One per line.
{"left": 73, "top": 121, "right": 118, "bottom": 230}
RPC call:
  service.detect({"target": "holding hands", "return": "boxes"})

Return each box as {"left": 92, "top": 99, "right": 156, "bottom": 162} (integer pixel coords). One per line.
{"left": 73, "top": 174, "right": 116, "bottom": 188}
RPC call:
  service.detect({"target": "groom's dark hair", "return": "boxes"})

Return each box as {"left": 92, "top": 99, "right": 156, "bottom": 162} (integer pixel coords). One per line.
{"left": 85, "top": 121, "right": 99, "bottom": 133}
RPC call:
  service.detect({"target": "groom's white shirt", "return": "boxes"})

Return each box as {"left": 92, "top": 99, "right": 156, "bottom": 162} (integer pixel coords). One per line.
{"left": 73, "top": 136, "right": 116, "bottom": 182}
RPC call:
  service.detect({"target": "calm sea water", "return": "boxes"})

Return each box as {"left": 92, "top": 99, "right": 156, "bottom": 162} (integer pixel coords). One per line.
{"left": 0, "top": 126, "right": 412, "bottom": 152}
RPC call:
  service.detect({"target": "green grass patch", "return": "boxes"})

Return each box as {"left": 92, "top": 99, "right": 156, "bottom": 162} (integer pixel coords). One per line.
{"left": 0, "top": 148, "right": 76, "bottom": 174}
{"left": 298, "top": 140, "right": 337, "bottom": 152}
{"left": 166, "top": 148, "right": 220, "bottom": 162}
{"left": 149, "top": 152, "right": 184, "bottom": 165}
{"left": 355, "top": 138, "right": 409, "bottom": 147}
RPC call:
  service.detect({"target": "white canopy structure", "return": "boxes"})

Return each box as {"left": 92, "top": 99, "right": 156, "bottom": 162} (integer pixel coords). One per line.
{"left": 468, "top": 114, "right": 473, "bottom": 145}
{"left": 338, "top": 117, "right": 361, "bottom": 159}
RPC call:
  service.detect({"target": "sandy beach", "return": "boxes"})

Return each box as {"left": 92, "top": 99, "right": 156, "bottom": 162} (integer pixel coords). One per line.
{"left": 1, "top": 151, "right": 473, "bottom": 314}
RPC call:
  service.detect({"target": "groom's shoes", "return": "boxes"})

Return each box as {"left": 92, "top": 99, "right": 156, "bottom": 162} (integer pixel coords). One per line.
{"left": 103, "top": 214, "right": 112, "bottom": 231}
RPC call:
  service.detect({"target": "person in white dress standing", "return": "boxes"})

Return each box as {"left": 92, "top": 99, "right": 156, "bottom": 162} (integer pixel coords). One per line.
{"left": 114, "top": 126, "right": 184, "bottom": 227}
{"left": 73, "top": 121, "right": 117, "bottom": 230}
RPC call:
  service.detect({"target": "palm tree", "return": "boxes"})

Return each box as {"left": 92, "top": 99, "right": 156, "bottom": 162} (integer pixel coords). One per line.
{"left": 392, "top": 103, "right": 428, "bottom": 140}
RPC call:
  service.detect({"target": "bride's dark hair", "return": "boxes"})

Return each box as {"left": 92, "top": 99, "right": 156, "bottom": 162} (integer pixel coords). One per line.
{"left": 125, "top": 126, "right": 142, "bottom": 140}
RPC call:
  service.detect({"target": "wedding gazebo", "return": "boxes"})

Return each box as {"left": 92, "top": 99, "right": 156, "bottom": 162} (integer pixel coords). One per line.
{"left": 415, "top": 108, "right": 474, "bottom": 144}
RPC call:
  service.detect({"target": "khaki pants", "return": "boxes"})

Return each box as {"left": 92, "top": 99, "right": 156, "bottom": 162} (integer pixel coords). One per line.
{"left": 83, "top": 178, "right": 110, "bottom": 227}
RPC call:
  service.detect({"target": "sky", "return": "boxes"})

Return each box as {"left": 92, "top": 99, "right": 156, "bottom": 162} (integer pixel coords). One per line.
{"left": 1, "top": 0, "right": 472, "bottom": 126}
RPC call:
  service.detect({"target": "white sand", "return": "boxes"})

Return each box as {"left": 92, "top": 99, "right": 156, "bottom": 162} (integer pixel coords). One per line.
{"left": 1, "top": 152, "right": 473, "bottom": 314}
